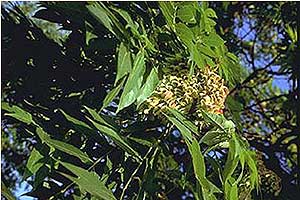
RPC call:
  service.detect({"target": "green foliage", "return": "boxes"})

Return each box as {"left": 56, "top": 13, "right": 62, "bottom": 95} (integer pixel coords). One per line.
{"left": 58, "top": 161, "right": 116, "bottom": 200}
{"left": 1, "top": 1, "right": 270, "bottom": 199}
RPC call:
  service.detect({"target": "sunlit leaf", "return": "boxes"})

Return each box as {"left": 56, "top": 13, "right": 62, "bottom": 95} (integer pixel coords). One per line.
{"left": 158, "top": 1, "right": 175, "bottom": 28}
{"left": 24, "top": 148, "right": 44, "bottom": 179}
{"left": 59, "top": 161, "right": 116, "bottom": 200}
{"left": 177, "top": 5, "right": 197, "bottom": 24}
{"left": 102, "top": 77, "right": 126, "bottom": 110}
{"left": 114, "top": 43, "right": 132, "bottom": 85}
{"left": 36, "top": 128, "right": 92, "bottom": 163}
{"left": 117, "top": 50, "right": 146, "bottom": 112}
{"left": 2, "top": 102, "right": 35, "bottom": 125}
{"left": 137, "top": 67, "right": 160, "bottom": 107}
{"left": 87, "top": 117, "right": 141, "bottom": 160}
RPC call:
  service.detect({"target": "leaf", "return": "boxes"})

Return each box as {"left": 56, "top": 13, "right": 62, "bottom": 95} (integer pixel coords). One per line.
{"left": 136, "top": 67, "right": 160, "bottom": 107}
{"left": 114, "top": 43, "right": 132, "bottom": 85}
{"left": 200, "top": 130, "right": 227, "bottom": 146}
{"left": 201, "top": 110, "right": 227, "bottom": 131}
{"left": 117, "top": 50, "right": 146, "bottom": 112}
{"left": 1, "top": 181, "right": 16, "bottom": 200}
{"left": 2, "top": 102, "right": 35, "bottom": 125}
{"left": 158, "top": 1, "right": 175, "bottom": 28}
{"left": 87, "top": 3, "right": 114, "bottom": 35}
{"left": 205, "top": 8, "right": 218, "bottom": 19}
{"left": 168, "top": 108, "right": 198, "bottom": 135}
{"left": 84, "top": 106, "right": 119, "bottom": 131}
{"left": 177, "top": 5, "right": 197, "bottom": 24}
{"left": 110, "top": 7, "right": 139, "bottom": 36}
{"left": 226, "top": 52, "right": 239, "bottom": 63}
{"left": 102, "top": 77, "right": 126, "bottom": 110}
{"left": 59, "top": 161, "right": 116, "bottom": 200}
{"left": 24, "top": 148, "right": 44, "bottom": 179}
{"left": 175, "top": 23, "right": 195, "bottom": 47}
{"left": 175, "top": 23, "right": 205, "bottom": 69}
{"left": 198, "top": 44, "right": 216, "bottom": 58}
{"left": 165, "top": 115, "right": 193, "bottom": 142}
{"left": 165, "top": 113, "right": 219, "bottom": 198}
{"left": 59, "top": 109, "right": 94, "bottom": 134}
{"left": 36, "top": 128, "right": 92, "bottom": 163}
{"left": 203, "top": 33, "right": 225, "bottom": 47}
{"left": 87, "top": 2, "right": 127, "bottom": 40}
{"left": 85, "top": 21, "right": 97, "bottom": 45}
{"left": 87, "top": 117, "right": 141, "bottom": 160}
{"left": 128, "top": 136, "right": 153, "bottom": 147}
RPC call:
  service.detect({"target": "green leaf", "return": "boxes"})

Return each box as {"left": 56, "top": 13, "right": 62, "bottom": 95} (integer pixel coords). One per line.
{"left": 84, "top": 106, "right": 119, "bottom": 131}
{"left": 85, "top": 21, "right": 97, "bottom": 45}
{"left": 24, "top": 148, "right": 44, "bottom": 179}
{"left": 175, "top": 23, "right": 195, "bottom": 47}
{"left": 1, "top": 181, "right": 16, "bottom": 200}
{"left": 203, "top": 33, "right": 225, "bottom": 47}
{"left": 201, "top": 110, "right": 227, "bottom": 131}
{"left": 117, "top": 50, "right": 146, "bottom": 112}
{"left": 36, "top": 128, "right": 92, "bottom": 163}
{"left": 175, "top": 23, "right": 205, "bottom": 69}
{"left": 165, "top": 115, "right": 193, "bottom": 142}
{"left": 205, "top": 8, "right": 218, "bottom": 19}
{"left": 59, "top": 109, "right": 94, "bottom": 134}
{"left": 165, "top": 113, "right": 219, "bottom": 198}
{"left": 198, "top": 44, "right": 216, "bottom": 58}
{"left": 137, "top": 67, "right": 160, "bottom": 107}
{"left": 159, "top": 2, "right": 175, "bottom": 28}
{"left": 177, "top": 5, "right": 197, "bottom": 24}
{"left": 102, "top": 77, "right": 126, "bottom": 110}
{"left": 87, "top": 2, "right": 127, "bottom": 40}
{"left": 87, "top": 3, "right": 114, "bottom": 35}
{"left": 110, "top": 7, "right": 139, "bottom": 36}
{"left": 168, "top": 108, "right": 198, "bottom": 135}
{"left": 114, "top": 43, "right": 132, "bottom": 85}
{"left": 128, "top": 136, "right": 153, "bottom": 147}
{"left": 2, "top": 102, "right": 35, "bottom": 125}
{"left": 200, "top": 130, "right": 227, "bottom": 146}
{"left": 59, "top": 161, "right": 116, "bottom": 200}
{"left": 87, "top": 117, "right": 141, "bottom": 160}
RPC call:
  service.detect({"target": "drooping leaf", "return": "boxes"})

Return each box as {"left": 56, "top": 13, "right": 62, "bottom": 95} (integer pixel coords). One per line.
{"left": 102, "top": 77, "right": 126, "bottom": 110}
{"left": 137, "top": 67, "right": 160, "bottom": 107}
{"left": 203, "top": 33, "right": 225, "bottom": 48}
{"left": 177, "top": 5, "right": 197, "bottom": 24}
{"left": 59, "top": 109, "right": 94, "bottom": 134}
{"left": 86, "top": 117, "right": 141, "bottom": 160}
{"left": 2, "top": 102, "right": 35, "bottom": 125}
{"left": 168, "top": 108, "right": 198, "bottom": 135}
{"left": 205, "top": 8, "right": 218, "bottom": 19}
{"left": 59, "top": 161, "right": 116, "bottom": 200}
{"left": 36, "top": 128, "right": 92, "bottom": 163}
{"left": 24, "top": 148, "right": 44, "bottom": 179}
{"left": 166, "top": 115, "right": 193, "bottom": 142}
{"left": 200, "top": 130, "right": 228, "bottom": 146}
{"left": 87, "top": 3, "right": 114, "bottom": 35}
{"left": 158, "top": 1, "right": 175, "bottom": 28}
{"left": 84, "top": 106, "right": 119, "bottom": 131}
{"left": 117, "top": 50, "right": 146, "bottom": 112}
{"left": 85, "top": 21, "right": 97, "bottom": 45}
{"left": 175, "top": 23, "right": 195, "bottom": 47}
{"left": 114, "top": 43, "right": 132, "bottom": 85}
{"left": 165, "top": 113, "right": 220, "bottom": 198}
{"left": 87, "top": 2, "right": 128, "bottom": 40}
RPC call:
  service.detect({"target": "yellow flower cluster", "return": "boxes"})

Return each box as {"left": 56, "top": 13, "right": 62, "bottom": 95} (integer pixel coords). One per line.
{"left": 140, "top": 66, "right": 229, "bottom": 123}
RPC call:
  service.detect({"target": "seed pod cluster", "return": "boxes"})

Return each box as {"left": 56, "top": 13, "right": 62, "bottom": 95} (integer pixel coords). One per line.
{"left": 140, "top": 66, "right": 229, "bottom": 125}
